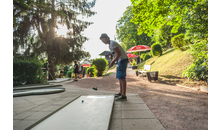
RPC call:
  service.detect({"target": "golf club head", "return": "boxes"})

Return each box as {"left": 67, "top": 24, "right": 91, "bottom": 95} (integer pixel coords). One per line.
{"left": 93, "top": 87, "right": 98, "bottom": 91}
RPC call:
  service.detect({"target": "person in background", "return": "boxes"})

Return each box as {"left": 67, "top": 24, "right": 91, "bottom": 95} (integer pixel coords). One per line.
{"left": 78, "top": 62, "right": 83, "bottom": 79}
{"left": 74, "top": 61, "right": 78, "bottom": 81}
{"left": 53, "top": 64, "right": 58, "bottom": 79}
{"left": 59, "top": 65, "right": 64, "bottom": 78}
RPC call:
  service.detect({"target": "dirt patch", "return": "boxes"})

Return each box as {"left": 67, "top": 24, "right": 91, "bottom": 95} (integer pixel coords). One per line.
{"left": 65, "top": 69, "right": 208, "bottom": 130}
{"left": 157, "top": 75, "right": 207, "bottom": 91}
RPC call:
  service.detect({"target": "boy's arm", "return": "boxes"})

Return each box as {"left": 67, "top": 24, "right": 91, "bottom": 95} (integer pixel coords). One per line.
{"left": 110, "top": 47, "right": 121, "bottom": 67}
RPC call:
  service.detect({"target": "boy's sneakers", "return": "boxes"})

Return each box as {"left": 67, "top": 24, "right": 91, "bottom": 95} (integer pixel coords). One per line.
{"left": 114, "top": 93, "right": 122, "bottom": 97}
{"left": 116, "top": 95, "right": 127, "bottom": 101}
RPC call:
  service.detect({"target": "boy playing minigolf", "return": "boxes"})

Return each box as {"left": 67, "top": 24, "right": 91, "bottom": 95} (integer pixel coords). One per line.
{"left": 99, "top": 33, "right": 128, "bottom": 101}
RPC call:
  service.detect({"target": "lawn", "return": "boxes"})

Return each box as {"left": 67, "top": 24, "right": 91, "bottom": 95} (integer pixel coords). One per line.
{"left": 137, "top": 48, "right": 207, "bottom": 87}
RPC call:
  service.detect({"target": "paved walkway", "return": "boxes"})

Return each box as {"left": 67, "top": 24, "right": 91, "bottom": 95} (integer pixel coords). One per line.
{"left": 13, "top": 70, "right": 165, "bottom": 130}
{"left": 66, "top": 68, "right": 208, "bottom": 130}
{"left": 14, "top": 68, "right": 208, "bottom": 130}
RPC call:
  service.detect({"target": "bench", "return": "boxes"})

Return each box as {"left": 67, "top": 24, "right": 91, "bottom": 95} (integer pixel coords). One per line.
{"left": 138, "top": 65, "right": 159, "bottom": 82}
{"left": 138, "top": 65, "right": 151, "bottom": 79}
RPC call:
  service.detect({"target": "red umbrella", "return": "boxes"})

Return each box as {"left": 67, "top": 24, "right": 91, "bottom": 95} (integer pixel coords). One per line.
{"left": 127, "top": 53, "right": 137, "bottom": 58}
{"left": 127, "top": 45, "right": 151, "bottom": 52}
{"left": 127, "top": 45, "right": 152, "bottom": 63}
{"left": 82, "top": 64, "right": 91, "bottom": 67}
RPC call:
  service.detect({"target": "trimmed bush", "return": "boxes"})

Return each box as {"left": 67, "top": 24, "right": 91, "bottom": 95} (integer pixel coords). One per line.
{"left": 131, "top": 59, "right": 137, "bottom": 66}
{"left": 67, "top": 71, "right": 72, "bottom": 78}
{"left": 145, "top": 54, "right": 152, "bottom": 60}
{"left": 86, "top": 67, "right": 95, "bottom": 77}
{"left": 140, "top": 53, "right": 152, "bottom": 61}
{"left": 92, "top": 58, "right": 108, "bottom": 76}
{"left": 151, "top": 43, "right": 163, "bottom": 56}
{"left": 13, "top": 56, "right": 45, "bottom": 85}
{"left": 171, "top": 33, "right": 189, "bottom": 51}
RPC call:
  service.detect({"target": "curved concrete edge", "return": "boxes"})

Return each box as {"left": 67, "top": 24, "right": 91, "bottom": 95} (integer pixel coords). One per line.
{"left": 14, "top": 83, "right": 49, "bottom": 87}
{"left": 13, "top": 84, "right": 62, "bottom": 91}
{"left": 13, "top": 88, "right": 65, "bottom": 97}
{"left": 47, "top": 78, "right": 71, "bottom": 83}
{"left": 24, "top": 95, "right": 81, "bottom": 130}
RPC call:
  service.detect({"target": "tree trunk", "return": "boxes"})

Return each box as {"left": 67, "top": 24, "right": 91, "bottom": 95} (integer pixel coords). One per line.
{"left": 48, "top": 0, "right": 55, "bottom": 80}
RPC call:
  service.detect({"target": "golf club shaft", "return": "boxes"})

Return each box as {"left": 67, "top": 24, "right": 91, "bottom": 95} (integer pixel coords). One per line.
{"left": 95, "top": 66, "right": 110, "bottom": 89}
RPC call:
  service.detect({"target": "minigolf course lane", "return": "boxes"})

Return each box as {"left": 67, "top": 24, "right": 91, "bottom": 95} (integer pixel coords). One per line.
{"left": 31, "top": 95, "right": 114, "bottom": 130}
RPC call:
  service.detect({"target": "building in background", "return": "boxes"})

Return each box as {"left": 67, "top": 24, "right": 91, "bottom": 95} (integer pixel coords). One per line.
{"left": 99, "top": 51, "right": 113, "bottom": 64}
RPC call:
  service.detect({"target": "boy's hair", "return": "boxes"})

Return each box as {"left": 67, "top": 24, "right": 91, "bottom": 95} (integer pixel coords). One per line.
{"left": 100, "top": 33, "right": 110, "bottom": 40}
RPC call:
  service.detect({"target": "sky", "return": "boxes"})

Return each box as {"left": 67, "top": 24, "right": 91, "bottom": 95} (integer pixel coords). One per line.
{"left": 57, "top": 0, "right": 132, "bottom": 60}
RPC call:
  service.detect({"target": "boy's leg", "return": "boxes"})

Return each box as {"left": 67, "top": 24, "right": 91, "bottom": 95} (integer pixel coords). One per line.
{"left": 119, "top": 79, "right": 122, "bottom": 94}
{"left": 120, "top": 78, "right": 127, "bottom": 96}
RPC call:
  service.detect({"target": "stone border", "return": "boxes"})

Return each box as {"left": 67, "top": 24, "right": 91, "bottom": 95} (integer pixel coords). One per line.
{"left": 176, "top": 84, "right": 200, "bottom": 91}
{"left": 24, "top": 95, "right": 81, "bottom": 130}
{"left": 13, "top": 83, "right": 49, "bottom": 87}
{"left": 13, "top": 84, "right": 62, "bottom": 91}
{"left": 200, "top": 86, "right": 208, "bottom": 93}
{"left": 13, "top": 88, "right": 65, "bottom": 97}
{"left": 47, "top": 78, "right": 71, "bottom": 83}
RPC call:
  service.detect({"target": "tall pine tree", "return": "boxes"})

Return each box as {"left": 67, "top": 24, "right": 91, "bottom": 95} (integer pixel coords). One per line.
{"left": 13, "top": 0, "right": 96, "bottom": 79}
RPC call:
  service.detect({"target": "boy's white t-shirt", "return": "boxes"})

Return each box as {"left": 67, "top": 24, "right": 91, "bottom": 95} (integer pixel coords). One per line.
{"left": 109, "top": 40, "right": 128, "bottom": 62}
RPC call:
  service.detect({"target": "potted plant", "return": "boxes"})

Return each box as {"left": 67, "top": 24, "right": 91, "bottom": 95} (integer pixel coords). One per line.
{"left": 135, "top": 69, "right": 139, "bottom": 76}
{"left": 131, "top": 59, "right": 137, "bottom": 70}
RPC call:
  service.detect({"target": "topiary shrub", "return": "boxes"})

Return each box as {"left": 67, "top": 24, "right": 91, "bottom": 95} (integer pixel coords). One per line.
{"left": 131, "top": 59, "right": 137, "bottom": 66}
{"left": 140, "top": 53, "right": 152, "bottom": 61}
{"left": 92, "top": 58, "right": 108, "bottom": 76}
{"left": 151, "top": 43, "right": 163, "bottom": 56}
{"left": 86, "top": 67, "right": 95, "bottom": 77}
{"left": 140, "top": 53, "right": 147, "bottom": 60}
{"left": 171, "top": 33, "right": 189, "bottom": 51}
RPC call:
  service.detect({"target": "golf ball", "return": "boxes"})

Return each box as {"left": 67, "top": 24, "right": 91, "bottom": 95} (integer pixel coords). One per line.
{"left": 82, "top": 100, "right": 84, "bottom": 103}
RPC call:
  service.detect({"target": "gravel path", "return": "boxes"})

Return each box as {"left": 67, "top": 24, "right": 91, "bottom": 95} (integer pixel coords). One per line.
{"left": 65, "top": 68, "right": 208, "bottom": 130}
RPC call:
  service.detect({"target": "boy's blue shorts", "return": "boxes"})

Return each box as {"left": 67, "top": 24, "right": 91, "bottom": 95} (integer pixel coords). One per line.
{"left": 116, "top": 59, "right": 128, "bottom": 79}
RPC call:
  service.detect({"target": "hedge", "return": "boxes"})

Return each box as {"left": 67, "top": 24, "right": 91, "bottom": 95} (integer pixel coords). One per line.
{"left": 13, "top": 58, "right": 45, "bottom": 85}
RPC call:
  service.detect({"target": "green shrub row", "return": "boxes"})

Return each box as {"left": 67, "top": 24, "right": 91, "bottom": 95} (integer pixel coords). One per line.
{"left": 182, "top": 40, "right": 208, "bottom": 82}
{"left": 13, "top": 56, "right": 45, "bottom": 85}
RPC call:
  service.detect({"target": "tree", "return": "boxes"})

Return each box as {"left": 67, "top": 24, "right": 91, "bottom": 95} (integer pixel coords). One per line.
{"left": 131, "top": 0, "right": 208, "bottom": 81}
{"left": 116, "top": 6, "right": 153, "bottom": 51}
{"left": 130, "top": 0, "right": 208, "bottom": 42}
{"left": 13, "top": 0, "right": 96, "bottom": 79}
{"left": 156, "top": 20, "right": 186, "bottom": 50}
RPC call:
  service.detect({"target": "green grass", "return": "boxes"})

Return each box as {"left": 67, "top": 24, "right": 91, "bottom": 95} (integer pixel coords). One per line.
{"left": 140, "top": 48, "right": 193, "bottom": 78}
{"left": 109, "top": 65, "right": 116, "bottom": 70}
{"left": 103, "top": 72, "right": 113, "bottom": 76}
